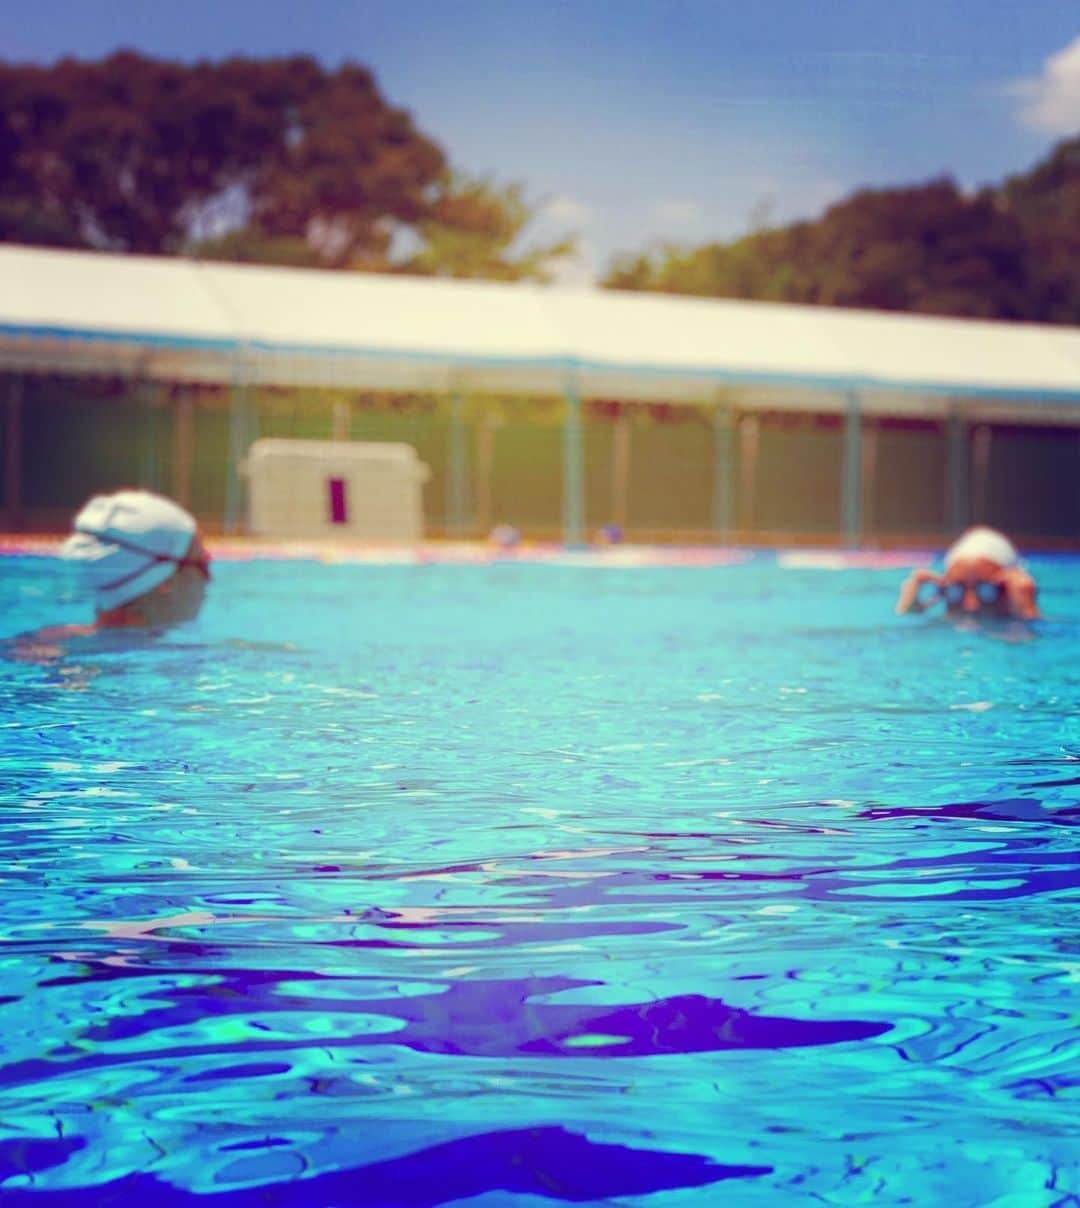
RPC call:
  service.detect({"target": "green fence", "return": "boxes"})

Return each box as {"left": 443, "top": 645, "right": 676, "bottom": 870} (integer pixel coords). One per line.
{"left": 3, "top": 372, "right": 1079, "bottom": 546}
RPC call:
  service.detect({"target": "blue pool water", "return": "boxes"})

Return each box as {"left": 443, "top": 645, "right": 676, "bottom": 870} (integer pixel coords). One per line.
{"left": 1, "top": 553, "right": 1078, "bottom": 1205}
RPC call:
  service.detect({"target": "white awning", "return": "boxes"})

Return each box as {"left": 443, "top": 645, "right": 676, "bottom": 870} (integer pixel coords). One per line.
{"left": 2, "top": 243, "right": 1078, "bottom": 414}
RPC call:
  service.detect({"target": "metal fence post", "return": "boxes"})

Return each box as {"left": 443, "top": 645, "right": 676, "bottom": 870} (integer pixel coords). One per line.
{"left": 562, "top": 379, "right": 585, "bottom": 546}
{"left": 224, "top": 353, "right": 250, "bottom": 535}
{"left": 447, "top": 391, "right": 468, "bottom": 536}
{"left": 4, "top": 373, "right": 23, "bottom": 532}
{"left": 711, "top": 400, "right": 734, "bottom": 541}
{"left": 843, "top": 390, "right": 862, "bottom": 548}
{"left": 138, "top": 377, "right": 159, "bottom": 492}
{"left": 738, "top": 413, "right": 759, "bottom": 536}
{"left": 971, "top": 423, "right": 992, "bottom": 524}
{"left": 173, "top": 385, "right": 194, "bottom": 509}
{"left": 945, "top": 408, "right": 969, "bottom": 537}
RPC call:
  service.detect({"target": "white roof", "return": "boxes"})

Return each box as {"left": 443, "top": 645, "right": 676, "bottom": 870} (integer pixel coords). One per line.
{"left": 1, "top": 243, "right": 1078, "bottom": 414}
{"left": 3, "top": 243, "right": 233, "bottom": 345}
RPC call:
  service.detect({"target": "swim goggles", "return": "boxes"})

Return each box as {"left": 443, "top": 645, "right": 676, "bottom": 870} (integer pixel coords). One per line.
{"left": 75, "top": 527, "right": 212, "bottom": 596}
{"left": 942, "top": 580, "right": 1001, "bottom": 607}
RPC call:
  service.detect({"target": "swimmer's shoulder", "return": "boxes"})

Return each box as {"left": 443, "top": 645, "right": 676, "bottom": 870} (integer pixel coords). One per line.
{"left": 3, "top": 623, "right": 99, "bottom": 664}
{"left": 28, "top": 624, "right": 98, "bottom": 641}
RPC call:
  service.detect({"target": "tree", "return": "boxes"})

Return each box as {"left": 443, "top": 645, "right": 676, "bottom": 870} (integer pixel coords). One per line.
{"left": 242, "top": 60, "right": 445, "bottom": 268}
{"left": 602, "top": 137, "right": 1080, "bottom": 324}
{"left": 0, "top": 51, "right": 446, "bottom": 265}
{"left": 995, "top": 135, "right": 1080, "bottom": 323}
{"left": 800, "top": 181, "right": 1032, "bottom": 318}
{"left": 396, "top": 172, "right": 576, "bottom": 282}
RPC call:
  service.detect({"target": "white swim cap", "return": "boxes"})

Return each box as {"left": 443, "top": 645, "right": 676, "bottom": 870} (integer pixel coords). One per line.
{"left": 944, "top": 526, "right": 1018, "bottom": 570}
{"left": 61, "top": 490, "right": 197, "bottom": 611}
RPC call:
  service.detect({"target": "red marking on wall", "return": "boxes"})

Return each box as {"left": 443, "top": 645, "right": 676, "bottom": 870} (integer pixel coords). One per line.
{"left": 328, "top": 477, "right": 348, "bottom": 525}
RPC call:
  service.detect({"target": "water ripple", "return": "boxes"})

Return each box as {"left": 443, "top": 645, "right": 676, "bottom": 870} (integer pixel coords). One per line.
{"left": 1, "top": 557, "right": 1077, "bottom": 1202}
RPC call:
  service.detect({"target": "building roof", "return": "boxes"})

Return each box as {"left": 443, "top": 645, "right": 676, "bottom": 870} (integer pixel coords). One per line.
{"left": 2, "top": 243, "right": 1079, "bottom": 417}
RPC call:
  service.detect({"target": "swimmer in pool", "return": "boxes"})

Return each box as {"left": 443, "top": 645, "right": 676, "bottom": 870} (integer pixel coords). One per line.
{"left": 12, "top": 491, "right": 211, "bottom": 661}
{"left": 895, "top": 526, "right": 1039, "bottom": 620}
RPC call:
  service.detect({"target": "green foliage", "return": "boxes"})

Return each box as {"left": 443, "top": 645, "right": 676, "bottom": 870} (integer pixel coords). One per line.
{"left": 0, "top": 196, "right": 83, "bottom": 248}
{"left": 1, "top": 49, "right": 1073, "bottom": 314}
{"left": 397, "top": 172, "right": 577, "bottom": 282}
{"left": 996, "top": 135, "right": 1080, "bottom": 323}
{"left": 187, "top": 228, "right": 324, "bottom": 269}
{"left": 0, "top": 51, "right": 445, "bottom": 265}
{"left": 602, "top": 137, "right": 1080, "bottom": 324}
{"left": 0, "top": 54, "right": 573, "bottom": 279}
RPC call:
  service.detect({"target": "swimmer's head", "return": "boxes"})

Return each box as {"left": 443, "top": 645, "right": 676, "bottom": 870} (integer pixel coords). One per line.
{"left": 489, "top": 524, "right": 521, "bottom": 549}
{"left": 596, "top": 523, "right": 624, "bottom": 546}
{"left": 940, "top": 526, "right": 1018, "bottom": 615}
{"left": 61, "top": 490, "right": 210, "bottom": 626}
{"left": 944, "top": 526, "right": 1017, "bottom": 572}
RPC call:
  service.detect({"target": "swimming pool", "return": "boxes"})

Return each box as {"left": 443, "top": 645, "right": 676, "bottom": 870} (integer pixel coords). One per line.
{"left": 1, "top": 552, "right": 1078, "bottom": 1204}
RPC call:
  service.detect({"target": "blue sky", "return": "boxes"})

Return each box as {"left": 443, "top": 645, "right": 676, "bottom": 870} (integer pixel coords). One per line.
{"left": 6, "top": 1, "right": 1079, "bottom": 282}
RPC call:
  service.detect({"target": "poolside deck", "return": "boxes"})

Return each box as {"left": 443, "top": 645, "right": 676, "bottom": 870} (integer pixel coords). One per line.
{"left": 0, "top": 533, "right": 933, "bottom": 568}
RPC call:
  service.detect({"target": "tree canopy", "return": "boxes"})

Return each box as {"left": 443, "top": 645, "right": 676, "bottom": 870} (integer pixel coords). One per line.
{"left": 0, "top": 51, "right": 574, "bottom": 279}
{"left": 0, "top": 52, "right": 446, "bottom": 264}
{"left": 395, "top": 172, "right": 574, "bottom": 282}
{"left": 603, "top": 136, "right": 1080, "bottom": 324}
{"left": 1, "top": 51, "right": 1074, "bottom": 318}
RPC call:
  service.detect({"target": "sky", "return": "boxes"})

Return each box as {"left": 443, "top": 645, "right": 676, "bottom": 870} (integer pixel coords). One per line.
{"left": 5, "top": 1, "right": 1080, "bottom": 283}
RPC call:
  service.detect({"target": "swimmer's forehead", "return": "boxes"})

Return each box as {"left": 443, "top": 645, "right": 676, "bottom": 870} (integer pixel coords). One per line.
{"left": 943, "top": 556, "right": 1006, "bottom": 581}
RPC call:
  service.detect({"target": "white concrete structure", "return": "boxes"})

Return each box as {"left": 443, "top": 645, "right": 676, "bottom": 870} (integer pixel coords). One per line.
{"left": 243, "top": 439, "right": 430, "bottom": 541}
{"left": 2, "top": 243, "right": 1079, "bottom": 542}
{"left": 2, "top": 244, "right": 1079, "bottom": 406}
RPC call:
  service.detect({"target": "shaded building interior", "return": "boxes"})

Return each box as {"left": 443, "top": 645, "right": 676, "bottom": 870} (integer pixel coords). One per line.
{"left": 2, "top": 245, "right": 1079, "bottom": 546}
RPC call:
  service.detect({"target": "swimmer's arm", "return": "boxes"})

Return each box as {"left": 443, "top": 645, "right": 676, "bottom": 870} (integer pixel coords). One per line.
{"left": 895, "top": 569, "right": 944, "bottom": 615}
{"left": 1001, "top": 568, "right": 1040, "bottom": 620}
